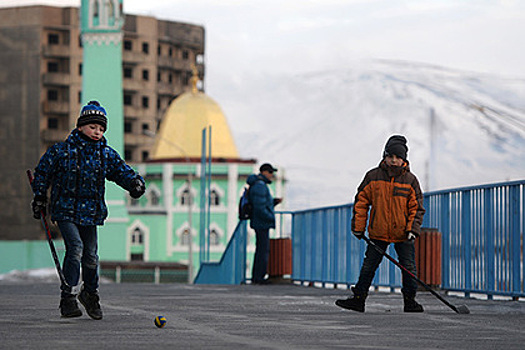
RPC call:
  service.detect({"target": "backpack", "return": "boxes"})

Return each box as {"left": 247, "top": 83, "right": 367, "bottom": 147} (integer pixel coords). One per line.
{"left": 238, "top": 186, "right": 253, "bottom": 220}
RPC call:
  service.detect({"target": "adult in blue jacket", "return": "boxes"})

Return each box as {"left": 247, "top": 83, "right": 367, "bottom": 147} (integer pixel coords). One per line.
{"left": 247, "top": 163, "right": 282, "bottom": 284}
{"left": 31, "top": 101, "right": 145, "bottom": 319}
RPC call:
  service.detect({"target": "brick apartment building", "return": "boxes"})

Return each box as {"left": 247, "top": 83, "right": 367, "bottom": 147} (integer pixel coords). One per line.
{"left": 0, "top": 5, "right": 205, "bottom": 239}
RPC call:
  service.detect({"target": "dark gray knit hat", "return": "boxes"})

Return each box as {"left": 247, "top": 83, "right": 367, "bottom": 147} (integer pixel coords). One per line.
{"left": 77, "top": 100, "right": 107, "bottom": 130}
{"left": 383, "top": 135, "right": 408, "bottom": 161}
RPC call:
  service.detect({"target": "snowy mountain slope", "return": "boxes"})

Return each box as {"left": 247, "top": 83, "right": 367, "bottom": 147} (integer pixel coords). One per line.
{"left": 219, "top": 60, "right": 525, "bottom": 209}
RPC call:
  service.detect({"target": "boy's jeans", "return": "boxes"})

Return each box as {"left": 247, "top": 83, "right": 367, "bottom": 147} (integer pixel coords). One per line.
{"left": 354, "top": 238, "right": 418, "bottom": 296}
{"left": 57, "top": 221, "right": 99, "bottom": 297}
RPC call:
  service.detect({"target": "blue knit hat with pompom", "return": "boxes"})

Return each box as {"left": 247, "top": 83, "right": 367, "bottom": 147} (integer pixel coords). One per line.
{"left": 77, "top": 100, "right": 107, "bottom": 130}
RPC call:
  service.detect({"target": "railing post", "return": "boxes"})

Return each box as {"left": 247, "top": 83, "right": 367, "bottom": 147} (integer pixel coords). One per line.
{"left": 484, "top": 188, "right": 495, "bottom": 299}
{"left": 510, "top": 185, "right": 520, "bottom": 298}
{"left": 462, "top": 191, "right": 472, "bottom": 297}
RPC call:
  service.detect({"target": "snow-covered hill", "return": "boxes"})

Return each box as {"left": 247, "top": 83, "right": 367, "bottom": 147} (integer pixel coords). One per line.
{"left": 219, "top": 60, "right": 525, "bottom": 209}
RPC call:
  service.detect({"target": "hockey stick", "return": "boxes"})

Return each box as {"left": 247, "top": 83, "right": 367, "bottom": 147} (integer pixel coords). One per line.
{"left": 27, "top": 169, "right": 70, "bottom": 289}
{"left": 362, "top": 235, "right": 470, "bottom": 314}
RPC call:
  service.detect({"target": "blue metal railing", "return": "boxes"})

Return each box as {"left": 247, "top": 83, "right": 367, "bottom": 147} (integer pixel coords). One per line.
{"left": 422, "top": 180, "right": 525, "bottom": 298}
{"left": 292, "top": 180, "right": 525, "bottom": 298}
{"left": 194, "top": 221, "right": 247, "bottom": 284}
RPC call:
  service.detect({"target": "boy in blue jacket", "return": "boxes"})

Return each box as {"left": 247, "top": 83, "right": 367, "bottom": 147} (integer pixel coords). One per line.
{"left": 31, "top": 101, "right": 145, "bottom": 319}
{"left": 247, "top": 163, "right": 282, "bottom": 284}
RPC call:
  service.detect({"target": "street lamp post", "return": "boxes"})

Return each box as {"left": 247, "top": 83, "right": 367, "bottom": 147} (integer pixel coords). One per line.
{"left": 143, "top": 130, "right": 194, "bottom": 284}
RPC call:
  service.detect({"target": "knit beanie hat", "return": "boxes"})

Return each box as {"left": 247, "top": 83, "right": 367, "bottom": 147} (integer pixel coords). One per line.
{"left": 77, "top": 100, "right": 108, "bottom": 130}
{"left": 383, "top": 135, "right": 408, "bottom": 161}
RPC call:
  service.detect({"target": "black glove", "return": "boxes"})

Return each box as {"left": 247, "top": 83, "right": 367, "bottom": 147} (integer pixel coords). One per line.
{"left": 129, "top": 178, "right": 145, "bottom": 199}
{"left": 31, "top": 196, "right": 47, "bottom": 220}
{"left": 352, "top": 231, "right": 365, "bottom": 240}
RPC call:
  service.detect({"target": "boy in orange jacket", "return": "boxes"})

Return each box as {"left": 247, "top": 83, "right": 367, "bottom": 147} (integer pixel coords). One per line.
{"left": 336, "top": 135, "right": 425, "bottom": 312}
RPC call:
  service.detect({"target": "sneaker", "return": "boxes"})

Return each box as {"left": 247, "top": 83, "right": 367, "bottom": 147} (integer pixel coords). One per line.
{"left": 403, "top": 295, "right": 424, "bottom": 313}
{"left": 79, "top": 289, "right": 103, "bottom": 320}
{"left": 335, "top": 288, "right": 367, "bottom": 313}
{"left": 59, "top": 296, "right": 82, "bottom": 318}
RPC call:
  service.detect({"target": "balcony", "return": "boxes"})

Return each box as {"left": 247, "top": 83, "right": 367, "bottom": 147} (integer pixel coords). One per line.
{"left": 42, "top": 45, "right": 71, "bottom": 58}
{"left": 42, "top": 100, "right": 69, "bottom": 115}
{"left": 41, "top": 129, "right": 69, "bottom": 143}
{"left": 122, "top": 50, "right": 146, "bottom": 64}
{"left": 42, "top": 73, "right": 71, "bottom": 86}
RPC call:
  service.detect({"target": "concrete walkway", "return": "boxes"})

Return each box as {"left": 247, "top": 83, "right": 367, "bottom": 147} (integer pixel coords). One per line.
{"left": 1, "top": 281, "right": 524, "bottom": 349}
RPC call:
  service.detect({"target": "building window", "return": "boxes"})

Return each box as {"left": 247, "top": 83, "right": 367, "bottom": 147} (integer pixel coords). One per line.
{"left": 180, "top": 187, "right": 193, "bottom": 206}
{"left": 182, "top": 50, "right": 189, "bottom": 60}
{"left": 124, "top": 121, "right": 132, "bottom": 133}
{"left": 142, "top": 151, "right": 149, "bottom": 161}
{"left": 149, "top": 188, "right": 160, "bottom": 206}
{"left": 168, "top": 73, "right": 172, "bottom": 83}
{"left": 124, "top": 94, "right": 133, "bottom": 106}
{"left": 183, "top": 72, "right": 190, "bottom": 86}
{"left": 157, "top": 45, "right": 161, "bottom": 56}
{"left": 47, "top": 89, "right": 58, "bottom": 101}
{"left": 142, "top": 69, "right": 149, "bottom": 81}
{"left": 210, "top": 189, "right": 220, "bottom": 206}
{"left": 209, "top": 229, "right": 220, "bottom": 246}
{"left": 78, "top": 91, "right": 82, "bottom": 103}
{"left": 142, "top": 42, "right": 149, "bottom": 54}
{"left": 169, "top": 47, "right": 173, "bottom": 57}
{"left": 48, "top": 118, "right": 58, "bottom": 129}
{"left": 124, "top": 40, "right": 132, "bottom": 51}
{"left": 131, "top": 227, "right": 144, "bottom": 245}
{"left": 157, "top": 98, "right": 161, "bottom": 110}
{"left": 78, "top": 63, "right": 82, "bottom": 76}
{"left": 47, "top": 62, "right": 59, "bottom": 73}
{"left": 48, "top": 33, "right": 59, "bottom": 45}
{"left": 180, "top": 228, "right": 191, "bottom": 246}
{"left": 123, "top": 67, "right": 133, "bottom": 78}
{"left": 142, "top": 123, "right": 149, "bottom": 131}
{"left": 142, "top": 96, "right": 149, "bottom": 108}
{"left": 157, "top": 72, "right": 161, "bottom": 82}
{"left": 130, "top": 253, "right": 144, "bottom": 261}
{"left": 124, "top": 149, "right": 132, "bottom": 161}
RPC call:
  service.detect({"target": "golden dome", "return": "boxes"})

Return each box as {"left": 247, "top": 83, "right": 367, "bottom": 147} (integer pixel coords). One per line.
{"left": 150, "top": 79, "right": 239, "bottom": 160}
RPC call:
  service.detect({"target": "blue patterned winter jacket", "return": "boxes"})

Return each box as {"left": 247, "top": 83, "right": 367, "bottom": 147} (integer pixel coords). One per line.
{"left": 32, "top": 129, "right": 143, "bottom": 226}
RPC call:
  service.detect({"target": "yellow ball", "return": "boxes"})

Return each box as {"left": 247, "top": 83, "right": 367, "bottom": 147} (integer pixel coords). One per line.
{"left": 154, "top": 316, "right": 167, "bottom": 328}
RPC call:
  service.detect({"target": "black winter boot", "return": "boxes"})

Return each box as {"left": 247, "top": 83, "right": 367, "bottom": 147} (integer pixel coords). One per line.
{"left": 79, "top": 289, "right": 103, "bottom": 320}
{"left": 59, "top": 295, "right": 82, "bottom": 318}
{"left": 335, "top": 287, "right": 367, "bottom": 313}
{"left": 403, "top": 294, "right": 424, "bottom": 312}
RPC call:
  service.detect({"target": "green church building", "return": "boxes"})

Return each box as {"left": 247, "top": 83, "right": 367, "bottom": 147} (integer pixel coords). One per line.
{"left": 79, "top": 0, "right": 285, "bottom": 281}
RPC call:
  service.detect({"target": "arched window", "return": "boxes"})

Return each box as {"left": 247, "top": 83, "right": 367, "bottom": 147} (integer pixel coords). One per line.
{"left": 209, "top": 229, "right": 220, "bottom": 246}
{"left": 180, "top": 228, "right": 191, "bottom": 246}
{"left": 180, "top": 187, "right": 193, "bottom": 206}
{"left": 131, "top": 227, "right": 144, "bottom": 245}
{"left": 210, "top": 189, "right": 220, "bottom": 206}
{"left": 148, "top": 186, "right": 161, "bottom": 206}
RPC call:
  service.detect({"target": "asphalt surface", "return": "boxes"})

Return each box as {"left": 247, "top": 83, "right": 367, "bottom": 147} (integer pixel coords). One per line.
{"left": 1, "top": 281, "right": 524, "bottom": 349}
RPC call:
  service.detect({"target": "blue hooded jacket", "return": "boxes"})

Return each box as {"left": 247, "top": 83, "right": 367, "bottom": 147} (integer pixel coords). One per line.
{"left": 247, "top": 174, "right": 275, "bottom": 230}
{"left": 31, "top": 129, "right": 143, "bottom": 226}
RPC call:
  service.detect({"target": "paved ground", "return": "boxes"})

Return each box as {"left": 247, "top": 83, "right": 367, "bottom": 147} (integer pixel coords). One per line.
{"left": 1, "top": 281, "right": 524, "bottom": 349}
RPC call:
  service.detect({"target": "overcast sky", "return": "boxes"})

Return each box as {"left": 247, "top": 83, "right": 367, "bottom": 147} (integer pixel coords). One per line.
{"left": 4, "top": 0, "right": 525, "bottom": 96}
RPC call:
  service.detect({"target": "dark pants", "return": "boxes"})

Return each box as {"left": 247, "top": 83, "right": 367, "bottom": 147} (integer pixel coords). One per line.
{"left": 57, "top": 221, "right": 99, "bottom": 297}
{"left": 354, "top": 238, "right": 418, "bottom": 296}
{"left": 252, "top": 228, "right": 270, "bottom": 283}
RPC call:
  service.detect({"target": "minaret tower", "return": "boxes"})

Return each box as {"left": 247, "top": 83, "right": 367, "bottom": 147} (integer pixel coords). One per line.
{"left": 80, "top": 0, "right": 129, "bottom": 259}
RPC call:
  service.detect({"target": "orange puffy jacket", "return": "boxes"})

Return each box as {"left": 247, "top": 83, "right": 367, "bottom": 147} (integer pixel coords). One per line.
{"left": 351, "top": 160, "right": 425, "bottom": 243}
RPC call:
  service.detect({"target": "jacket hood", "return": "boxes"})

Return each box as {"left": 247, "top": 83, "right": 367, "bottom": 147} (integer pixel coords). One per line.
{"left": 247, "top": 173, "right": 270, "bottom": 186}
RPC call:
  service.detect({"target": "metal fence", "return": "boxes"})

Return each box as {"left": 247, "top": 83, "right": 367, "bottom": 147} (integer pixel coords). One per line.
{"left": 291, "top": 180, "right": 525, "bottom": 298}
